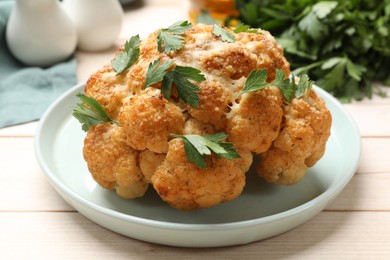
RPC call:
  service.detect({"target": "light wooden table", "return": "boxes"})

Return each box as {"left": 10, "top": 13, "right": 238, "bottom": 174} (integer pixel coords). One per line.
{"left": 1, "top": 0, "right": 390, "bottom": 258}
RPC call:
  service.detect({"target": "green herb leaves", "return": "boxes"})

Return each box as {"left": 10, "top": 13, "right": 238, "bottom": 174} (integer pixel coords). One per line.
{"left": 145, "top": 59, "right": 205, "bottom": 107}
{"left": 241, "top": 69, "right": 269, "bottom": 94}
{"left": 144, "top": 59, "right": 174, "bottom": 88}
{"left": 241, "top": 69, "right": 313, "bottom": 102}
{"left": 234, "top": 0, "right": 390, "bottom": 101}
{"left": 171, "top": 133, "right": 241, "bottom": 168}
{"left": 212, "top": 24, "right": 235, "bottom": 42}
{"left": 111, "top": 35, "right": 140, "bottom": 75}
{"left": 164, "top": 66, "right": 205, "bottom": 107}
{"left": 157, "top": 21, "right": 192, "bottom": 54}
{"left": 72, "top": 94, "right": 118, "bottom": 132}
{"left": 233, "top": 23, "right": 260, "bottom": 34}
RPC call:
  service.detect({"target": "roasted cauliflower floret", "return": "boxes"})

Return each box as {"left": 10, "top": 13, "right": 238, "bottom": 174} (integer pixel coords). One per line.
{"left": 139, "top": 149, "right": 165, "bottom": 183}
{"left": 78, "top": 22, "right": 332, "bottom": 211}
{"left": 256, "top": 89, "right": 332, "bottom": 185}
{"left": 226, "top": 86, "right": 284, "bottom": 153}
{"left": 151, "top": 139, "right": 253, "bottom": 211}
{"left": 85, "top": 65, "right": 128, "bottom": 119}
{"left": 83, "top": 123, "right": 148, "bottom": 198}
{"left": 183, "top": 117, "right": 215, "bottom": 135}
{"left": 117, "top": 88, "right": 185, "bottom": 153}
{"left": 235, "top": 31, "right": 290, "bottom": 81}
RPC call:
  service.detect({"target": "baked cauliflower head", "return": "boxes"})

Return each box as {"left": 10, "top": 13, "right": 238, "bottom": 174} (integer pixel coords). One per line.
{"left": 74, "top": 22, "right": 332, "bottom": 211}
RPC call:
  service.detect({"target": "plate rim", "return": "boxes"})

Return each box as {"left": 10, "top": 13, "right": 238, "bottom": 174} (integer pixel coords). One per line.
{"left": 34, "top": 82, "right": 361, "bottom": 234}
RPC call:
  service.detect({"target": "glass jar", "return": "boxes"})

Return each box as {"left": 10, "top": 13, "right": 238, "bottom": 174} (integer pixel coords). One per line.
{"left": 189, "top": 0, "right": 239, "bottom": 22}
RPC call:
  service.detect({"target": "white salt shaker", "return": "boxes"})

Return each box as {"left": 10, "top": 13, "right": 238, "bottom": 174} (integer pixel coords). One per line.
{"left": 62, "top": 0, "right": 124, "bottom": 52}
{"left": 6, "top": 0, "right": 77, "bottom": 67}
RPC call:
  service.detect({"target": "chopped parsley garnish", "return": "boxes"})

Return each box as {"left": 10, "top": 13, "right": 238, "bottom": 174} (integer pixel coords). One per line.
{"left": 72, "top": 94, "right": 118, "bottom": 132}
{"left": 171, "top": 133, "right": 241, "bottom": 168}
{"left": 233, "top": 23, "right": 260, "bottom": 34}
{"left": 111, "top": 35, "right": 140, "bottom": 75}
{"left": 144, "top": 59, "right": 175, "bottom": 88}
{"left": 157, "top": 20, "right": 192, "bottom": 54}
{"left": 241, "top": 69, "right": 313, "bottom": 102}
{"left": 212, "top": 24, "right": 235, "bottom": 42}
{"left": 234, "top": 0, "right": 390, "bottom": 101}
{"left": 144, "top": 60, "right": 206, "bottom": 107}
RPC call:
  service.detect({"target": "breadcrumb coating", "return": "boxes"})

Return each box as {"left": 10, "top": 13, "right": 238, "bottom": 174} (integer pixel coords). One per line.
{"left": 117, "top": 88, "right": 185, "bottom": 153}
{"left": 226, "top": 86, "right": 284, "bottom": 153}
{"left": 81, "top": 23, "right": 331, "bottom": 210}
{"left": 85, "top": 66, "right": 128, "bottom": 119}
{"left": 151, "top": 139, "right": 253, "bottom": 210}
{"left": 83, "top": 123, "right": 148, "bottom": 198}
{"left": 139, "top": 149, "right": 165, "bottom": 183}
{"left": 256, "top": 89, "right": 332, "bottom": 185}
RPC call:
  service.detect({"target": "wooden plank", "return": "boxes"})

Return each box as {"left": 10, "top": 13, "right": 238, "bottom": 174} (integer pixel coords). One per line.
{"left": 0, "top": 121, "right": 38, "bottom": 137}
{"left": 344, "top": 104, "right": 390, "bottom": 137}
{"left": 358, "top": 138, "right": 390, "bottom": 174}
{"left": 326, "top": 173, "right": 390, "bottom": 211}
{"left": 0, "top": 138, "right": 73, "bottom": 212}
{"left": 0, "top": 211, "right": 389, "bottom": 259}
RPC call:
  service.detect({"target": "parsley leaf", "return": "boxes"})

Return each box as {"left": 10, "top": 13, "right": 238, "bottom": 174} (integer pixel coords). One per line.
{"left": 240, "top": 69, "right": 269, "bottom": 94}
{"left": 157, "top": 21, "right": 192, "bottom": 54}
{"left": 312, "top": 1, "right": 338, "bottom": 19}
{"left": 111, "top": 35, "right": 140, "bottom": 75}
{"left": 212, "top": 24, "right": 235, "bottom": 42}
{"left": 144, "top": 60, "right": 206, "bottom": 107}
{"left": 164, "top": 65, "right": 205, "bottom": 107}
{"left": 233, "top": 23, "right": 260, "bottom": 34}
{"left": 144, "top": 59, "right": 174, "bottom": 88}
{"left": 234, "top": 0, "right": 390, "bottom": 101}
{"left": 72, "top": 94, "right": 118, "bottom": 132}
{"left": 240, "top": 68, "right": 313, "bottom": 102}
{"left": 170, "top": 133, "right": 241, "bottom": 168}
{"left": 298, "top": 11, "right": 328, "bottom": 40}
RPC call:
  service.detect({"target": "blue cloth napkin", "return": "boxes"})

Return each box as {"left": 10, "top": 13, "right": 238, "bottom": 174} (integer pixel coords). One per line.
{"left": 0, "top": 1, "right": 77, "bottom": 128}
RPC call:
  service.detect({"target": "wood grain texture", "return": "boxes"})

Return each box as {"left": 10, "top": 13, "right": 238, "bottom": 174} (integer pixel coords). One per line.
{"left": 344, "top": 104, "right": 390, "bottom": 137}
{"left": 1, "top": 212, "right": 389, "bottom": 259}
{"left": 0, "top": 138, "right": 73, "bottom": 212}
{"left": 1, "top": 0, "right": 390, "bottom": 258}
{"left": 0, "top": 121, "right": 38, "bottom": 137}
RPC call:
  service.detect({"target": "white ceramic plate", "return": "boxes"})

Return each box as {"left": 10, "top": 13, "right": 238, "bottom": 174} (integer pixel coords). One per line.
{"left": 35, "top": 82, "right": 361, "bottom": 247}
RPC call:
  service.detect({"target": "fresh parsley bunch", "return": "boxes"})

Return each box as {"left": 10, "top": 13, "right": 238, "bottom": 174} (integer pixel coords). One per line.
{"left": 234, "top": 0, "right": 390, "bottom": 102}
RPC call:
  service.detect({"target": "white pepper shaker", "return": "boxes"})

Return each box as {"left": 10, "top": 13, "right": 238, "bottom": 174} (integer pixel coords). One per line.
{"left": 62, "top": 0, "right": 124, "bottom": 52}
{"left": 6, "top": 0, "right": 77, "bottom": 67}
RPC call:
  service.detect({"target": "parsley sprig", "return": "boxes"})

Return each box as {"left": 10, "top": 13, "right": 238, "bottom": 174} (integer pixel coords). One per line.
{"left": 72, "top": 94, "right": 118, "bottom": 132}
{"left": 171, "top": 133, "right": 241, "bottom": 168}
{"left": 233, "top": 23, "right": 260, "bottom": 34}
{"left": 111, "top": 35, "right": 140, "bottom": 75}
{"left": 234, "top": 0, "right": 390, "bottom": 101}
{"left": 212, "top": 24, "right": 235, "bottom": 42}
{"left": 157, "top": 21, "right": 192, "bottom": 54}
{"left": 144, "top": 59, "right": 206, "bottom": 107}
{"left": 144, "top": 59, "right": 174, "bottom": 88}
{"left": 241, "top": 69, "right": 313, "bottom": 102}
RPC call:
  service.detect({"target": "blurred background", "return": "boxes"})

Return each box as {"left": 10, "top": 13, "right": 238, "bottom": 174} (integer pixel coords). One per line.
{"left": 0, "top": 0, "right": 389, "bottom": 128}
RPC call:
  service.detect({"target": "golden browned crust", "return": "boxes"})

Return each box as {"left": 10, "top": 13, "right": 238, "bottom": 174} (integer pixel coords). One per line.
{"left": 256, "top": 89, "right": 332, "bottom": 185}
{"left": 226, "top": 86, "right": 284, "bottom": 153}
{"left": 81, "top": 23, "right": 331, "bottom": 210}
{"left": 83, "top": 123, "right": 148, "bottom": 198}
{"left": 151, "top": 139, "right": 252, "bottom": 210}
{"left": 117, "top": 88, "right": 185, "bottom": 153}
